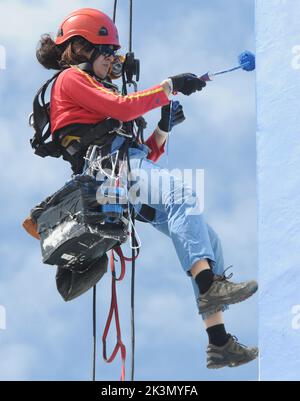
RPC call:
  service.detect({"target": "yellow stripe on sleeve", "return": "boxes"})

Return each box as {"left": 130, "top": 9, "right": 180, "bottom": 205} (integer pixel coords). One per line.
{"left": 72, "top": 65, "right": 165, "bottom": 100}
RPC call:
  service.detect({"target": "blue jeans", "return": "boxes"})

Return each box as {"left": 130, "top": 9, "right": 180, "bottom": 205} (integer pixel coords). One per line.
{"left": 118, "top": 144, "right": 228, "bottom": 318}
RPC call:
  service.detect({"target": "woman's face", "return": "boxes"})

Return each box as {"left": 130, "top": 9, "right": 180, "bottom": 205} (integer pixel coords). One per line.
{"left": 93, "top": 54, "right": 115, "bottom": 79}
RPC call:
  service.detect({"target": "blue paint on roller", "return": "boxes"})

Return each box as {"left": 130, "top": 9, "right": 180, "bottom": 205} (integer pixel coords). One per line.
{"left": 239, "top": 51, "right": 256, "bottom": 72}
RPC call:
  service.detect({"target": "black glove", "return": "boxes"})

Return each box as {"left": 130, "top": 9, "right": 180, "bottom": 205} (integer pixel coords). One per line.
{"left": 169, "top": 73, "right": 206, "bottom": 96}
{"left": 158, "top": 101, "right": 185, "bottom": 132}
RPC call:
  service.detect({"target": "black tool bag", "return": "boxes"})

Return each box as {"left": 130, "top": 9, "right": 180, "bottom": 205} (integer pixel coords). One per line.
{"left": 33, "top": 175, "right": 128, "bottom": 301}
{"left": 56, "top": 255, "right": 108, "bottom": 302}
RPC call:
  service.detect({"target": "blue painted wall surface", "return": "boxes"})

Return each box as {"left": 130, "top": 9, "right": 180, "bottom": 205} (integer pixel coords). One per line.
{"left": 256, "top": 0, "right": 300, "bottom": 381}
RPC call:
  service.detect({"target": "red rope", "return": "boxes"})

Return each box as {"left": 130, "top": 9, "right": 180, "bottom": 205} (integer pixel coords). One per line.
{"left": 101, "top": 245, "right": 139, "bottom": 381}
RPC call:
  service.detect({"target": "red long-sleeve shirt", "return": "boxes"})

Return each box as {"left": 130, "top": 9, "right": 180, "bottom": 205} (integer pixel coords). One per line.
{"left": 50, "top": 66, "right": 170, "bottom": 161}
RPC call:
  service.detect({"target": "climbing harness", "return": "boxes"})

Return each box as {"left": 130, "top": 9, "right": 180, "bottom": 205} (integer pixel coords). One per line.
{"left": 29, "top": 63, "right": 121, "bottom": 169}
{"left": 29, "top": 70, "right": 63, "bottom": 159}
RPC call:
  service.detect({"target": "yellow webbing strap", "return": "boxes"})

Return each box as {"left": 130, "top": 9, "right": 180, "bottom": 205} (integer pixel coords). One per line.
{"left": 61, "top": 135, "right": 81, "bottom": 148}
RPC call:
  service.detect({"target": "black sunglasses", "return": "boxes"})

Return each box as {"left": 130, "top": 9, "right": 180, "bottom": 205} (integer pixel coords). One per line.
{"left": 96, "top": 45, "right": 118, "bottom": 58}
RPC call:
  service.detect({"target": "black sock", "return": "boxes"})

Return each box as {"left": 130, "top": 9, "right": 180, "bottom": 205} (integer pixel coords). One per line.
{"left": 206, "top": 324, "right": 229, "bottom": 347}
{"left": 195, "top": 269, "right": 214, "bottom": 295}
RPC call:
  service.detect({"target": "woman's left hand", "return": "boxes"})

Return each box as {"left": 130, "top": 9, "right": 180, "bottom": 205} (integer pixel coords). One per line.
{"left": 158, "top": 101, "right": 186, "bottom": 133}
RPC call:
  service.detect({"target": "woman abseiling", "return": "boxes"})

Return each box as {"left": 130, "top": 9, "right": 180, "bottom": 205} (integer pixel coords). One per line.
{"left": 35, "top": 7, "right": 258, "bottom": 369}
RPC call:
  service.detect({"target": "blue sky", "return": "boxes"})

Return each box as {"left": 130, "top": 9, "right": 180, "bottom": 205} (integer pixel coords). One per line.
{"left": 0, "top": 0, "right": 257, "bottom": 381}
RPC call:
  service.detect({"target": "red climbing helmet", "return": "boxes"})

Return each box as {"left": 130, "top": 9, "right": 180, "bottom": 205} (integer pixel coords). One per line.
{"left": 55, "top": 8, "right": 121, "bottom": 49}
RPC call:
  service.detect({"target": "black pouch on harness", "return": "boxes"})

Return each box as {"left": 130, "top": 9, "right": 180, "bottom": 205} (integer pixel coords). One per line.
{"left": 56, "top": 254, "right": 108, "bottom": 302}
{"left": 33, "top": 175, "right": 128, "bottom": 300}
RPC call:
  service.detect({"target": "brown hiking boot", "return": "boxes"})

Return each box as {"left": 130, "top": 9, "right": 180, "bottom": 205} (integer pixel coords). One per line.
{"left": 197, "top": 269, "right": 258, "bottom": 315}
{"left": 207, "top": 334, "right": 259, "bottom": 369}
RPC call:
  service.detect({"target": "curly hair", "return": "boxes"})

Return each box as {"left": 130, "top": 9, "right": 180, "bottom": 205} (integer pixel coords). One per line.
{"left": 36, "top": 34, "right": 95, "bottom": 70}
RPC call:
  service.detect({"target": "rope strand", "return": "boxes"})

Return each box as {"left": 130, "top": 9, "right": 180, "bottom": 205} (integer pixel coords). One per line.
{"left": 92, "top": 285, "right": 97, "bottom": 381}
{"left": 113, "top": 0, "right": 118, "bottom": 23}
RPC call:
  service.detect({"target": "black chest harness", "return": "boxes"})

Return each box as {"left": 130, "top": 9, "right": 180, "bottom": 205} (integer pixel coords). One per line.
{"left": 30, "top": 63, "right": 137, "bottom": 172}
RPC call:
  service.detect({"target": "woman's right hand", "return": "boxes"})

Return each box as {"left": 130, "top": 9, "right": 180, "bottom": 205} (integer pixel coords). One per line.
{"left": 169, "top": 73, "right": 206, "bottom": 96}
